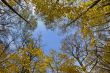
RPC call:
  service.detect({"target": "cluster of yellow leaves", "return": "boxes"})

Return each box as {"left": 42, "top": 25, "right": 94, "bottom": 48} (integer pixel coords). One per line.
{"left": 0, "top": 44, "right": 5, "bottom": 54}
{"left": 81, "top": 25, "right": 91, "bottom": 38}
{"left": 103, "top": 41, "right": 110, "bottom": 63}
{"left": 8, "top": 0, "right": 16, "bottom": 6}
{"left": 81, "top": 7, "right": 107, "bottom": 27}
{"left": 90, "top": 37, "right": 96, "bottom": 48}
{"left": 36, "top": 62, "right": 48, "bottom": 73}
{"left": 2, "top": 43, "right": 55, "bottom": 73}
{"left": 0, "top": 44, "right": 20, "bottom": 73}
{"left": 0, "top": 43, "right": 47, "bottom": 73}
{"left": 8, "top": 52, "right": 31, "bottom": 72}
{"left": 26, "top": 44, "right": 44, "bottom": 57}
{"left": 59, "top": 65, "right": 79, "bottom": 73}
{"left": 0, "top": 44, "right": 7, "bottom": 62}
{"left": 6, "top": 64, "right": 19, "bottom": 73}
{"left": 22, "top": 9, "right": 30, "bottom": 19}
{"left": 35, "top": 57, "right": 53, "bottom": 73}
{"left": 59, "top": 58, "right": 79, "bottom": 73}
{"left": 44, "top": 57, "right": 53, "bottom": 64}
{"left": 59, "top": 53, "right": 68, "bottom": 59}
{"left": 32, "top": 0, "right": 77, "bottom": 22}
{"left": 103, "top": 5, "right": 110, "bottom": 13}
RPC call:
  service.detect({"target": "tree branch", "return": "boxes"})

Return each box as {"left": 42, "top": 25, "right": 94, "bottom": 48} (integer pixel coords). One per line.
{"left": 1, "top": 0, "right": 30, "bottom": 24}
{"left": 65, "top": 0, "right": 101, "bottom": 28}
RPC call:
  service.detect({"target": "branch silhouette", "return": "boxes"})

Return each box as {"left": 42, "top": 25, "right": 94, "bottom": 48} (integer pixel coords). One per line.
{"left": 1, "top": 0, "right": 30, "bottom": 23}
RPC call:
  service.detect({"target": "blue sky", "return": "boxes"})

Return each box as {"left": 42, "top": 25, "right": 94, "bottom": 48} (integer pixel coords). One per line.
{"left": 32, "top": 20, "right": 78, "bottom": 54}
{"left": 33, "top": 20, "right": 62, "bottom": 54}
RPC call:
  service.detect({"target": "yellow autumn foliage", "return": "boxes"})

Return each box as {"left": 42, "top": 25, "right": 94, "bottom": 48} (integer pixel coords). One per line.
{"left": 103, "top": 41, "right": 110, "bottom": 62}
{"left": 8, "top": 0, "right": 16, "bottom": 6}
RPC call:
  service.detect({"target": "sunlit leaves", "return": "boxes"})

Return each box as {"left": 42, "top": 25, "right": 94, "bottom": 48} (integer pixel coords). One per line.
{"left": 0, "top": 44, "right": 5, "bottom": 54}
{"left": 81, "top": 25, "right": 90, "bottom": 38}
{"left": 90, "top": 37, "right": 96, "bottom": 48}
{"left": 59, "top": 58, "right": 79, "bottom": 73}
{"left": 7, "top": 64, "right": 19, "bottom": 73}
{"left": 32, "top": 0, "right": 76, "bottom": 22}
{"left": 67, "top": 0, "right": 75, "bottom": 2}
{"left": 0, "top": 44, "right": 7, "bottom": 62}
{"left": 8, "top": 0, "right": 16, "bottom": 6}
{"left": 25, "top": 43, "right": 44, "bottom": 57}
{"left": 9, "top": 54, "right": 20, "bottom": 60}
{"left": 44, "top": 57, "right": 53, "bottom": 64}
{"left": 103, "top": 5, "right": 110, "bottom": 13}
{"left": 59, "top": 53, "right": 68, "bottom": 59}
{"left": 103, "top": 41, "right": 110, "bottom": 63}
{"left": 0, "top": 42, "right": 46, "bottom": 73}
{"left": 22, "top": 9, "right": 30, "bottom": 19}
{"left": 59, "top": 65, "right": 79, "bottom": 73}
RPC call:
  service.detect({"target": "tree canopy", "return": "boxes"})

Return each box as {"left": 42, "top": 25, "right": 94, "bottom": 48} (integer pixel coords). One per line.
{"left": 0, "top": 0, "right": 110, "bottom": 73}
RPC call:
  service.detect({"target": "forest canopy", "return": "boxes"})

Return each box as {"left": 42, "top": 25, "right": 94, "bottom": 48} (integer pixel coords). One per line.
{"left": 0, "top": 0, "right": 110, "bottom": 73}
